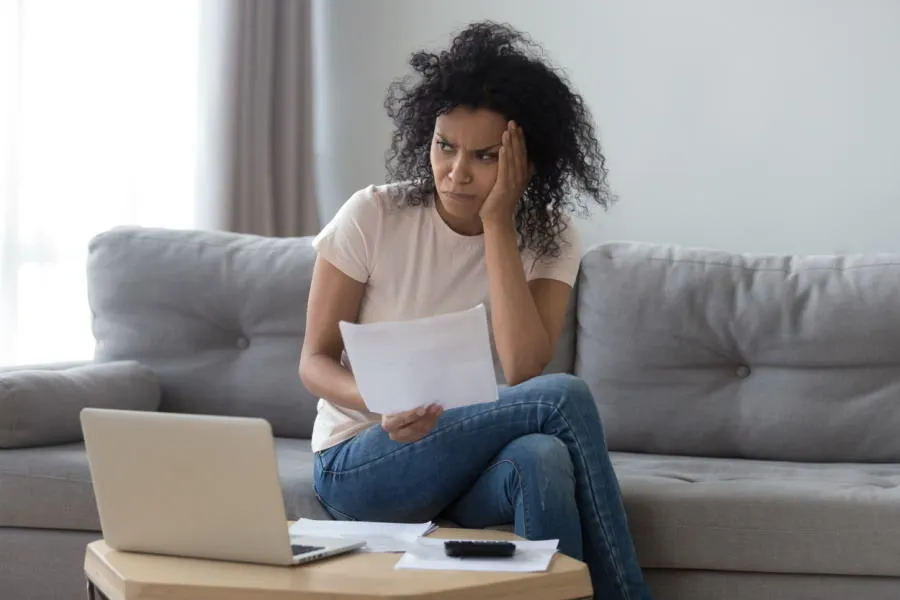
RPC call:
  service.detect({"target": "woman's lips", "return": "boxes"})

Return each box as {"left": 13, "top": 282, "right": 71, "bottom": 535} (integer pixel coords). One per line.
{"left": 443, "top": 191, "right": 477, "bottom": 201}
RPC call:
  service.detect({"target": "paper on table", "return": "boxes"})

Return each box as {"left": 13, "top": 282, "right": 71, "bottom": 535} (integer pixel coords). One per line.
{"left": 338, "top": 304, "right": 499, "bottom": 414}
{"left": 289, "top": 519, "right": 438, "bottom": 553}
{"left": 394, "top": 538, "right": 559, "bottom": 572}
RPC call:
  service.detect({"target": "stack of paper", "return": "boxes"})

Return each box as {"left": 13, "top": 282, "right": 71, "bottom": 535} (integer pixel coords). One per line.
{"left": 338, "top": 304, "right": 499, "bottom": 414}
{"left": 394, "top": 538, "right": 560, "bottom": 572}
{"left": 289, "top": 519, "right": 438, "bottom": 553}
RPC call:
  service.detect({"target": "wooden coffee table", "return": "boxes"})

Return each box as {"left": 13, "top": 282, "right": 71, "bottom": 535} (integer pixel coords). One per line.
{"left": 84, "top": 527, "right": 592, "bottom": 599}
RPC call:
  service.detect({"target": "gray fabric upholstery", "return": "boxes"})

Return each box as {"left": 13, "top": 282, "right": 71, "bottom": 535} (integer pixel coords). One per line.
{"left": 613, "top": 452, "right": 900, "bottom": 576}
{"left": 577, "top": 242, "right": 900, "bottom": 462}
{"left": 0, "top": 361, "right": 160, "bottom": 449}
{"left": 6, "top": 232, "right": 900, "bottom": 599}
{"left": 87, "top": 227, "right": 319, "bottom": 438}
{"left": 274, "top": 438, "right": 332, "bottom": 521}
{"left": 542, "top": 278, "right": 579, "bottom": 376}
{"left": 0, "top": 528, "right": 101, "bottom": 600}
{"left": 0, "top": 444, "right": 99, "bottom": 530}
{"left": 2, "top": 530, "right": 897, "bottom": 600}
{"left": 0, "top": 360, "right": 94, "bottom": 374}
{"left": 0, "top": 439, "right": 327, "bottom": 530}
{"left": 644, "top": 569, "right": 900, "bottom": 600}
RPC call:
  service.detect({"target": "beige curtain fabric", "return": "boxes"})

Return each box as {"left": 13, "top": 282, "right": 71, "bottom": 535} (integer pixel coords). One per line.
{"left": 217, "top": 0, "right": 319, "bottom": 237}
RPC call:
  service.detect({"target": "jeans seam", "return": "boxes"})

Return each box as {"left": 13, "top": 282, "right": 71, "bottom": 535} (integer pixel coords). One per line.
{"left": 547, "top": 402, "right": 630, "bottom": 598}
{"left": 485, "top": 458, "right": 530, "bottom": 539}
{"left": 316, "top": 377, "right": 636, "bottom": 598}
{"left": 313, "top": 487, "right": 358, "bottom": 521}
{"left": 318, "top": 398, "right": 561, "bottom": 477}
{"left": 313, "top": 452, "right": 358, "bottom": 521}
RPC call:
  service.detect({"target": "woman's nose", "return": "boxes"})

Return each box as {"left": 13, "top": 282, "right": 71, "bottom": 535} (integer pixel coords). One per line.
{"left": 448, "top": 156, "right": 472, "bottom": 184}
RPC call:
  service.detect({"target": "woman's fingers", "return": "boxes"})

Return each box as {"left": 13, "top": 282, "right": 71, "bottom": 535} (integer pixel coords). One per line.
{"left": 383, "top": 405, "right": 441, "bottom": 434}
{"left": 509, "top": 122, "right": 522, "bottom": 180}
{"left": 386, "top": 406, "right": 442, "bottom": 442}
{"left": 509, "top": 121, "right": 528, "bottom": 183}
{"left": 497, "top": 130, "right": 510, "bottom": 190}
{"left": 382, "top": 407, "right": 423, "bottom": 432}
{"left": 390, "top": 422, "right": 428, "bottom": 443}
{"left": 503, "top": 123, "right": 515, "bottom": 184}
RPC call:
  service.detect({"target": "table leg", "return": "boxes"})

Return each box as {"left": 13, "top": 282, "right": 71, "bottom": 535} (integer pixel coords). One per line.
{"left": 86, "top": 578, "right": 110, "bottom": 600}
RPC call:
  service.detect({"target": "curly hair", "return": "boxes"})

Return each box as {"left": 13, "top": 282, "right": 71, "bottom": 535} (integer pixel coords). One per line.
{"left": 384, "top": 21, "right": 613, "bottom": 258}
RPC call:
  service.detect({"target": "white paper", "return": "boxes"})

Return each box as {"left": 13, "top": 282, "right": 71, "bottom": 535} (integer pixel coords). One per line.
{"left": 394, "top": 538, "right": 559, "bottom": 572}
{"left": 338, "top": 304, "right": 499, "bottom": 414}
{"left": 289, "top": 519, "right": 438, "bottom": 553}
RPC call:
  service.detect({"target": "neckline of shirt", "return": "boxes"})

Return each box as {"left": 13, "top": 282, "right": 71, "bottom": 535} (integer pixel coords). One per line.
{"left": 427, "top": 192, "right": 485, "bottom": 249}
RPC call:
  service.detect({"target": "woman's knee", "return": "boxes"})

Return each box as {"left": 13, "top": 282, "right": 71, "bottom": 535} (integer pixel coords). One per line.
{"left": 507, "top": 433, "right": 575, "bottom": 483}
{"left": 519, "top": 373, "right": 597, "bottom": 409}
{"left": 545, "top": 372, "right": 593, "bottom": 395}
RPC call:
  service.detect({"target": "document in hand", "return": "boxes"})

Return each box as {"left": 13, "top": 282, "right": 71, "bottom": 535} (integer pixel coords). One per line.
{"left": 338, "top": 304, "right": 499, "bottom": 414}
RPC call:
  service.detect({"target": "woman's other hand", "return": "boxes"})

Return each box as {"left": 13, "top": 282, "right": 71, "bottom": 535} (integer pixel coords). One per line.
{"left": 381, "top": 404, "right": 444, "bottom": 443}
{"left": 479, "top": 120, "right": 532, "bottom": 227}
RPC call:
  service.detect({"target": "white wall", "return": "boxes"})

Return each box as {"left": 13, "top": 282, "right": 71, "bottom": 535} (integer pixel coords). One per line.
{"left": 312, "top": 0, "right": 900, "bottom": 255}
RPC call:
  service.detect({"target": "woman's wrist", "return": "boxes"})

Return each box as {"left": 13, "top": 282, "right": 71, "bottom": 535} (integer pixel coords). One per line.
{"left": 481, "top": 215, "right": 517, "bottom": 238}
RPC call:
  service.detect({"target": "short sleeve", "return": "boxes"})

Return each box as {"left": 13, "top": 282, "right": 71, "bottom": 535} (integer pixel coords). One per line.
{"left": 312, "top": 186, "right": 380, "bottom": 283}
{"left": 526, "top": 215, "right": 583, "bottom": 286}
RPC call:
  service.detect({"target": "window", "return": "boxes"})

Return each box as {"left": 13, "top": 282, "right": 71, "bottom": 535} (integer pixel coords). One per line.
{"left": 0, "top": 0, "right": 201, "bottom": 364}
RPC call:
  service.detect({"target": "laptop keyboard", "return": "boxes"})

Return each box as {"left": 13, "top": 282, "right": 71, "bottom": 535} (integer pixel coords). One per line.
{"left": 292, "top": 544, "right": 325, "bottom": 556}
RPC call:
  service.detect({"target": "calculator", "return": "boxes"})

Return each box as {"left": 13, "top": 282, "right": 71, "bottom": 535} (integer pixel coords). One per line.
{"left": 443, "top": 540, "right": 517, "bottom": 558}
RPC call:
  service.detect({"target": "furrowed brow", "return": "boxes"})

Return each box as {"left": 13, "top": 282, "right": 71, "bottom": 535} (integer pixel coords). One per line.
{"left": 435, "top": 133, "right": 501, "bottom": 153}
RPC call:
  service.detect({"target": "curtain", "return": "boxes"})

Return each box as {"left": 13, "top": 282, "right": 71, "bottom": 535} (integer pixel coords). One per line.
{"left": 0, "top": 1, "right": 203, "bottom": 365}
{"left": 200, "top": 0, "right": 320, "bottom": 238}
{"left": 0, "top": 0, "right": 318, "bottom": 366}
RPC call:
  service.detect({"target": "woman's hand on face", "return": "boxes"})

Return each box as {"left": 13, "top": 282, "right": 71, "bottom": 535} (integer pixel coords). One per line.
{"left": 479, "top": 121, "right": 532, "bottom": 228}
{"left": 381, "top": 404, "right": 444, "bottom": 443}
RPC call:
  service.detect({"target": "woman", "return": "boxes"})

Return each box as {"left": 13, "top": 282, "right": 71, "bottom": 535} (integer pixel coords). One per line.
{"left": 300, "top": 21, "right": 652, "bottom": 600}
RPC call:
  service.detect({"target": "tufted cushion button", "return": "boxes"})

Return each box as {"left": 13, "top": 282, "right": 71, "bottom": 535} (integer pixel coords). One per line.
{"left": 735, "top": 364, "right": 751, "bottom": 378}
{"left": 236, "top": 336, "right": 249, "bottom": 349}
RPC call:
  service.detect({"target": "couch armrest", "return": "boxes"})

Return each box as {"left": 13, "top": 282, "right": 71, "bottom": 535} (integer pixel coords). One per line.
{"left": 0, "top": 360, "right": 161, "bottom": 449}
{"left": 0, "top": 359, "right": 95, "bottom": 374}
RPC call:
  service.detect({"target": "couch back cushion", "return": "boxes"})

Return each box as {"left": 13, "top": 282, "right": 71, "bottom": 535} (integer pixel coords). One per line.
{"left": 0, "top": 361, "right": 159, "bottom": 449}
{"left": 88, "top": 227, "right": 318, "bottom": 438}
{"left": 542, "top": 280, "right": 579, "bottom": 377}
{"left": 575, "top": 242, "right": 900, "bottom": 462}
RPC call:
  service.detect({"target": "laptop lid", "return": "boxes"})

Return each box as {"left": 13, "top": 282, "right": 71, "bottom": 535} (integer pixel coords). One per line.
{"left": 81, "top": 408, "right": 295, "bottom": 565}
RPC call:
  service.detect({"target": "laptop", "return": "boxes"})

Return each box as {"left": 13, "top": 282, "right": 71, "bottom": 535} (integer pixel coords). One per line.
{"left": 80, "top": 408, "right": 365, "bottom": 566}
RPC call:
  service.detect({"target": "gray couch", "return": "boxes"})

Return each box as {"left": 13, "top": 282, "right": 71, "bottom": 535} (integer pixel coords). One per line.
{"left": 2, "top": 226, "right": 899, "bottom": 600}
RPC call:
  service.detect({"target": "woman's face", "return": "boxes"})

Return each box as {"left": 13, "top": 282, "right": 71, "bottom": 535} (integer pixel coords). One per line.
{"left": 430, "top": 106, "right": 508, "bottom": 234}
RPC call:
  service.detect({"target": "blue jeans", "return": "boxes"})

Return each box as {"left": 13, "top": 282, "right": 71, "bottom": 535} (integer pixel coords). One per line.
{"left": 313, "top": 374, "right": 652, "bottom": 600}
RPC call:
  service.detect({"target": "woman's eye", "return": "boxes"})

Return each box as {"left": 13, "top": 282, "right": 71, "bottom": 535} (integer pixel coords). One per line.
{"left": 437, "top": 140, "right": 453, "bottom": 151}
{"left": 477, "top": 152, "right": 498, "bottom": 161}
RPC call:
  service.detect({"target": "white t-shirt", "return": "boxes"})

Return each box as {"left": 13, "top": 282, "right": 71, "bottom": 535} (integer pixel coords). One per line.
{"left": 309, "top": 182, "right": 582, "bottom": 452}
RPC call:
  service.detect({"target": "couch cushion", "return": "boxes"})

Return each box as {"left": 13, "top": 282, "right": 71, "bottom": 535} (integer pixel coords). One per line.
{"left": 643, "top": 570, "right": 900, "bottom": 600}
{"left": 0, "top": 361, "right": 160, "bottom": 449}
{"left": 0, "top": 444, "right": 98, "bottom": 530}
{"left": 87, "top": 227, "right": 319, "bottom": 438}
{"left": 274, "top": 438, "right": 332, "bottom": 521}
{"left": 614, "top": 451, "right": 900, "bottom": 577}
{"left": 0, "top": 528, "right": 102, "bottom": 600}
{"left": 0, "top": 438, "right": 329, "bottom": 530}
{"left": 542, "top": 278, "right": 579, "bottom": 376}
{"left": 576, "top": 242, "right": 900, "bottom": 462}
